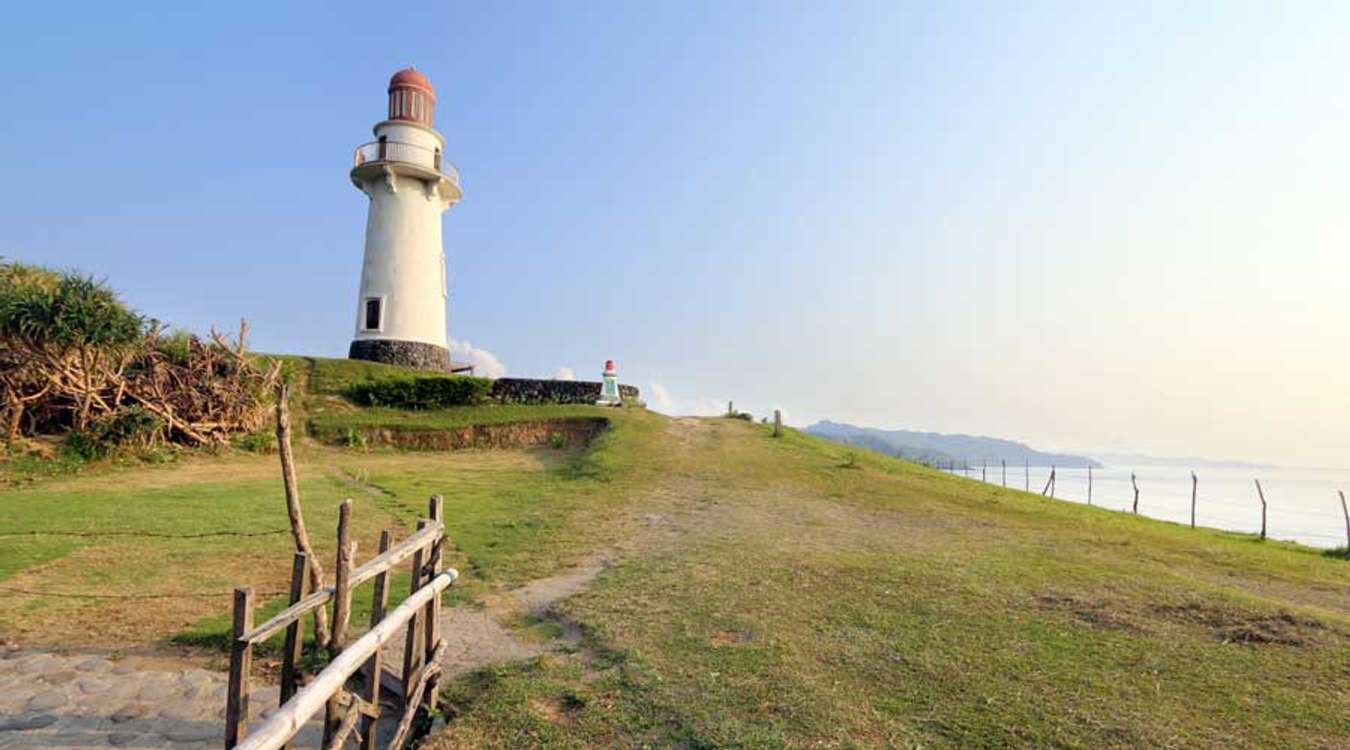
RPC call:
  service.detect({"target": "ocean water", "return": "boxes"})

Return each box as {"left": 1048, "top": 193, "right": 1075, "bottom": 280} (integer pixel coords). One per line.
{"left": 946, "top": 463, "right": 1350, "bottom": 549}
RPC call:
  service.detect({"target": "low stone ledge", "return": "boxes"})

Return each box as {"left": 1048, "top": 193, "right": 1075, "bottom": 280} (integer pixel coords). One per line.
{"left": 490, "top": 378, "right": 639, "bottom": 405}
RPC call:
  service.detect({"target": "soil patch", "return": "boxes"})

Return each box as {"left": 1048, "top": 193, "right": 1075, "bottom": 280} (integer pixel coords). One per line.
{"left": 1152, "top": 602, "right": 1327, "bottom": 646}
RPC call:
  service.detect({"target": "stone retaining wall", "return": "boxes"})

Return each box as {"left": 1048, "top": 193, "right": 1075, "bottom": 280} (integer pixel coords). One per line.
{"left": 345, "top": 417, "right": 609, "bottom": 450}
{"left": 490, "top": 378, "right": 639, "bottom": 405}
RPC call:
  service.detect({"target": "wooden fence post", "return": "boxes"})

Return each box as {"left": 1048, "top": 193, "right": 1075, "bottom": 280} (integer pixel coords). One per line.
{"left": 1190, "top": 472, "right": 1198, "bottom": 529}
{"left": 423, "top": 495, "right": 445, "bottom": 717}
{"left": 982, "top": 461, "right": 987, "bottom": 483}
{"left": 1131, "top": 473, "right": 1139, "bottom": 514}
{"left": 1024, "top": 459, "right": 1029, "bottom": 492}
{"left": 1001, "top": 459, "right": 1006, "bottom": 487}
{"left": 225, "top": 587, "right": 255, "bottom": 749}
{"left": 1339, "top": 491, "right": 1350, "bottom": 549}
{"left": 324, "top": 499, "right": 355, "bottom": 746}
{"left": 772, "top": 409, "right": 781, "bottom": 437}
{"left": 279, "top": 552, "right": 309, "bottom": 750}
{"left": 403, "top": 520, "right": 429, "bottom": 700}
{"left": 1041, "top": 467, "right": 1056, "bottom": 497}
{"left": 1087, "top": 465, "right": 1093, "bottom": 505}
{"left": 1254, "top": 479, "right": 1267, "bottom": 541}
{"left": 359, "top": 530, "right": 393, "bottom": 750}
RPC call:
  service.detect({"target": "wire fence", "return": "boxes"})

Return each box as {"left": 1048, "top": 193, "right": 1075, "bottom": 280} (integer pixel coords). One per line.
{"left": 936, "top": 459, "right": 1350, "bottom": 549}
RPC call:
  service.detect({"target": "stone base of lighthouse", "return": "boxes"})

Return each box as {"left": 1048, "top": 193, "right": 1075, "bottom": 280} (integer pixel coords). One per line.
{"left": 348, "top": 339, "right": 451, "bottom": 372}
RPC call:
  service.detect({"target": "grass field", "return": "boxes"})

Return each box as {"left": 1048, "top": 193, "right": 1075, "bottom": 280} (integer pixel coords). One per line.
{"left": 425, "top": 419, "right": 1350, "bottom": 749}
{"left": 1, "top": 366, "right": 1347, "bottom": 747}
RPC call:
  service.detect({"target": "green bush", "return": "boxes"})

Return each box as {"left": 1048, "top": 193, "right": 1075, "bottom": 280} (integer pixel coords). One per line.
{"left": 233, "top": 431, "right": 277, "bottom": 454}
{"left": 62, "top": 406, "right": 163, "bottom": 459}
{"left": 0, "top": 262, "right": 145, "bottom": 348}
{"left": 62, "top": 432, "right": 105, "bottom": 461}
{"left": 344, "top": 375, "right": 492, "bottom": 410}
{"left": 154, "top": 329, "right": 194, "bottom": 364}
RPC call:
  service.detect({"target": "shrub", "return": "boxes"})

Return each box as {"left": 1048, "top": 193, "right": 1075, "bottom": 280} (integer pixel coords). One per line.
{"left": 61, "top": 406, "right": 163, "bottom": 459}
{"left": 342, "top": 427, "right": 369, "bottom": 449}
{"left": 344, "top": 375, "right": 492, "bottom": 410}
{"left": 1, "top": 261, "right": 279, "bottom": 445}
{"left": 233, "top": 431, "right": 277, "bottom": 454}
{"left": 62, "top": 431, "right": 105, "bottom": 461}
{"left": 0, "top": 263, "right": 146, "bottom": 348}
{"left": 154, "top": 329, "right": 194, "bottom": 365}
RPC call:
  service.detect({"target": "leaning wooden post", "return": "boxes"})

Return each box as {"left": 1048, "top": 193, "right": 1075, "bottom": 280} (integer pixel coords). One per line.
{"left": 225, "top": 587, "right": 255, "bottom": 749}
{"left": 422, "top": 495, "right": 446, "bottom": 717}
{"left": 275, "top": 383, "right": 330, "bottom": 648}
{"left": 1254, "top": 479, "right": 1267, "bottom": 540}
{"left": 1190, "top": 472, "right": 1198, "bottom": 529}
{"left": 1131, "top": 472, "right": 1140, "bottom": 514}
{"left": 772, "top": 409, "right": 782, "bottom": 437}
{"left": 279, "top": 552, "right": 310, "bottom": 750}
{"left": 1339, "top": 491, "right": 1350, "bottom": 549}
{"left": 324, "top": 499, "right": 355, "bottom": 746}
{"left": 359, "top": 530, "right": 393, "bottom": 750}
{"left": 1041, "top": 467, "right": 1056, "bottom": 497}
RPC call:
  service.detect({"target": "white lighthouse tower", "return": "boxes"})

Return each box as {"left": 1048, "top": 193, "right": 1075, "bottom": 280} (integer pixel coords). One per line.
{"left": 348, "top": 68, "right": 463, "bottom": 370}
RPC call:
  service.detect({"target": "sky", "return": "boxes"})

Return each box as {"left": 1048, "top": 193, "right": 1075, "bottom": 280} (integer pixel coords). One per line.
{"left": 3, "top": 1, "right": 1348, "bottom": 466}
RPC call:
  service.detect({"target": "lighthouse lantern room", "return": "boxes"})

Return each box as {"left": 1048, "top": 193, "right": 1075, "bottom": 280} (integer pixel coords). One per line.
{"left": 348, "top": 68, "right": 463, "bottom": 371}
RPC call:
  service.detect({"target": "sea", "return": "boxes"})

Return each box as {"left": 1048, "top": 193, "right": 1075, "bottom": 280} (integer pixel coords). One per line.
{"left": 945, "top": 462, "right": 1350, "bottom": 549}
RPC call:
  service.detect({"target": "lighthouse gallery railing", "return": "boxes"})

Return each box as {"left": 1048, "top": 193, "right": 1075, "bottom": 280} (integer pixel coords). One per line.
{"left": 353, "top": 140, "right": 459, "bottom": 184}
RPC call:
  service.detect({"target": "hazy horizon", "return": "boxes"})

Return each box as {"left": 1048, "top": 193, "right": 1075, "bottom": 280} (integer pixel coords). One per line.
{"left": 4, "top": 2, "right": 1347, "bottom": 467}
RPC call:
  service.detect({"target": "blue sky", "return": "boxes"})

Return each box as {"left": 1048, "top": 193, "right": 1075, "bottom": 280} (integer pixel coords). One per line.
{"left": 4, "top": 2, "right": 1349, "bottom": 465}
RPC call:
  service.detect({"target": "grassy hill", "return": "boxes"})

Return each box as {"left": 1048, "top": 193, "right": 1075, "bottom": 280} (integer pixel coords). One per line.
{"left": 1, "top": 357, "right": 1347, "bottom": 748}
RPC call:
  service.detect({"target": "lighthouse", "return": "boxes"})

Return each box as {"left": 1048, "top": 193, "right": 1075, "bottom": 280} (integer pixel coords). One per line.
{"left": 348, "top": 68, "right": 463, "bottom": 371}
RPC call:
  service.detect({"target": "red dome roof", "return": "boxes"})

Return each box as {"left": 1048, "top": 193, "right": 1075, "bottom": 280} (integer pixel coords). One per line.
{"left": 388, "top": 68, "right": 435, "bottom": 99}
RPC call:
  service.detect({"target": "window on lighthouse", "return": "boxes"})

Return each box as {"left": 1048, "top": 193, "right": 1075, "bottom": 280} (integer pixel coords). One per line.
{"left": 363, "top": 298, "right": 382, "bottom": 331}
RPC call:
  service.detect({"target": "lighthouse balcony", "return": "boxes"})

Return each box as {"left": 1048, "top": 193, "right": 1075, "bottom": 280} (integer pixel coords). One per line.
{"left": 352, "top": 140, "right": 461, "bottom": 198}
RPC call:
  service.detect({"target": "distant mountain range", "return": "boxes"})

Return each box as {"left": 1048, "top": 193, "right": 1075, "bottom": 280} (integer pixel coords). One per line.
{"left": 805, "top": 421, "right": 1101, "bottom": 468}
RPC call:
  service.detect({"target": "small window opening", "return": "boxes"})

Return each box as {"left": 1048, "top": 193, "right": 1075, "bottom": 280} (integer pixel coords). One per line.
{"left": 364, "top": 298, "right": 382, "bottom": 330}
{"left": 377, "top": 135, "right": 387, "bottom": 160}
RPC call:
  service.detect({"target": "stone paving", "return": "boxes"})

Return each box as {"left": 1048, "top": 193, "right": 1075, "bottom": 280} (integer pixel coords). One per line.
{"left": 0, "top": 646, "right": 322, "bottom": 749}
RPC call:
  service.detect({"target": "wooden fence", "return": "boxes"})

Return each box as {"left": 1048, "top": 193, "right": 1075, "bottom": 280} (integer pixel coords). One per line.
{"left": 226, "top": 495, "right": 456, "bottom": 750}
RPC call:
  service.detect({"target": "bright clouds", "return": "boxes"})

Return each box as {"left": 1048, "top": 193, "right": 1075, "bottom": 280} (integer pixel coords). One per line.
{"left": 449, "top": 339, "right": 506, "bottom": 379}
{"left": 647, "top": 382, "right": 676, "bottom": 414}
{"left": 553, "top": 366, "right": 576, "bottom": 381}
